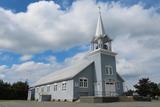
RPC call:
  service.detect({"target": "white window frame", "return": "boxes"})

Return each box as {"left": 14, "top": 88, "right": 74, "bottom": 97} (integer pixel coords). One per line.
{"left": 47, "top": 85, "right": 50, "bottom": 92}
{"left": 79, "top": 77, "right": 88, "bottom": 88}
{"left": 105, "top": 65, "right": 113, "bottom": 75}
{"left": 62, "top": 82, "right": 67, "bottom": 91}
{"left": 53, "top": 84, "right": 58, "bottom": 91}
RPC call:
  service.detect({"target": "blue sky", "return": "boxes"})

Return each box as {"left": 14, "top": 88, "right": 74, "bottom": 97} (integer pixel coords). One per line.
{"left": 0, "top": 0, "right": 159, "bottom": 12}
{"left": 0, "top": 0, "right": 160, "bottom": 89}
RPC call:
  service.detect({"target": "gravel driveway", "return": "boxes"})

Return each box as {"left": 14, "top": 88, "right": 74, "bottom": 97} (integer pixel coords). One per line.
{"left": 0, "top": 100, "right": 160, "bottom": 107}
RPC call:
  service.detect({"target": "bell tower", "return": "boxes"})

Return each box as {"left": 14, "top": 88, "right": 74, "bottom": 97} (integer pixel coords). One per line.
{"left": 91, "top": 7, "right": 112, "bottom": 51}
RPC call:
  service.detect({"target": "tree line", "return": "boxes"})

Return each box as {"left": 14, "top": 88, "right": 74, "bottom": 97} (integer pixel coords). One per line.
{"left": 0, "top": 80, "right": 29, "bottom": 100}
{"left": 125, "top": 78, "right": 160, "bottom": 98}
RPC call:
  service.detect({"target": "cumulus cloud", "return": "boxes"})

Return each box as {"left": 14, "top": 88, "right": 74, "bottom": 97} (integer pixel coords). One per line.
{"left": 0, "top": 0, "right": 159, "bottom": 53}
{"left": 0, "top": 0, "right": 160, "bottom": 89}
{"left": 114, "top": 34, "right": 160, "bottom": 88}
{"left": 64, "top": 51, "right": 88, "bottom": 66}
{"left": 0, "top": 0, "right": 94, "bottom": 54}
{"left": 0, "top": 61, "right": 61, "bottom": 84}
{"left": 0, "top": 51, "right": 88, "bottom": 84}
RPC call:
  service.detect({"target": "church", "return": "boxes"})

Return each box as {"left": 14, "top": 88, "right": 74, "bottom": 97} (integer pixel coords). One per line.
{"left": 28, "top": 10, "right": 124, "bottom": 102}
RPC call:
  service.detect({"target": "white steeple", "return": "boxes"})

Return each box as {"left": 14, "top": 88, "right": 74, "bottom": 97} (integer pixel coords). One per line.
{"left": 95, "top": 6, "right": 105, "bottom": 37}
{"left": 91, "top": 6, "right": 112, "bottom": 51}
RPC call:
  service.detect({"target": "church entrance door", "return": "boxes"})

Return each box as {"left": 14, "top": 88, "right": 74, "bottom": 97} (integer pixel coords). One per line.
{"left": 105, "top": 82, "right": 116, "bottom": 96}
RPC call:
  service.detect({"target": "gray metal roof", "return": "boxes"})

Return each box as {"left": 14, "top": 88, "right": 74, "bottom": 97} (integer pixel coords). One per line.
{"left": 31, "top": 60, "right": 93, "bottom": 87}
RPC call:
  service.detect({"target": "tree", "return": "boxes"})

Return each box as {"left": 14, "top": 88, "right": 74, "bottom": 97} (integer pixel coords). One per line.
{"left": 134, "top": 78, "right": 151, "bottom": 96}
{"left": 158, "top": 83, "right": 160, "bottom": 89}
{"left": 12, "top": 81, "right": 29, "bottom": 100}
{"left": 150, "top": 82, "right": 160, "bottom": 98}
{"left": 0, "top": 80, "right": 11, "bottom": 99}
{"left": 0, "top": 80, "right": 29, "bottom": 100}
{"left": 134, "top": 78, "right": 160, "bottom": 97}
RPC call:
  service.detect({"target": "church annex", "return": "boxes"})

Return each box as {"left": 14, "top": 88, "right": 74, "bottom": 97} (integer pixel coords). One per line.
{"left": 28, "top": 10, "right": 124, "bottom": 102}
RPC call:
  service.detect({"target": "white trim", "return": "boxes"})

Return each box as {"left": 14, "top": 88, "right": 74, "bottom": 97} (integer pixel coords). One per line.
{"left": 62, "top": 81, "right": 66, "bottom": 83}
{"left": 79, "top": 77, "right": 88, "bottom": 88}
{"left": 88, "top": 48, "right": 117, "bottom": 56}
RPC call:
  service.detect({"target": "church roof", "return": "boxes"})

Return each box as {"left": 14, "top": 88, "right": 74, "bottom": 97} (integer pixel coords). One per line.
{"left": 117, "top": 73, "right": 124, "bottom": 82}
{"left": 31, "top": 60, "right": 93, "bottom": 87}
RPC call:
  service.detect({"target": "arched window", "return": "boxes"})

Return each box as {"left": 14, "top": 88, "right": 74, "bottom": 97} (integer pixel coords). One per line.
{"left": 79, "top": 77, "right": 88, "bottom": 88}
{"left": 105, "top": 65, "right": 113, "bottom": 75}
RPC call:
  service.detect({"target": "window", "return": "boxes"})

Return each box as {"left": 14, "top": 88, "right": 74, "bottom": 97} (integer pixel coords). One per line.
{"left": 47, "top": 85, "right": 50, "bottom": 92}
{"left": 62, "top": 82, "right": 67, "bottom": 91}
{"left": 80, "top": 79, "right": 83, "bottom": 87}
{"left": 41, "top": 87, "right": 44, "bottom": 92}
{"left": 105, "top": 65, "right": 113, "bottom": 75}
{"left": 53, "top": 84, "right": 57, "bottom": 91}
{"left": 79, "top": 77, "right": 88, "bottom": 88}
{"left": 84, "top": 79, "right": 87, "bottom": 87}
{"left": 36, "top": 87, "right": 39, "bottom": 92}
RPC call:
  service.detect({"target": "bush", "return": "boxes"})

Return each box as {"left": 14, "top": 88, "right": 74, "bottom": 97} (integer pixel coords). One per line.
{"left": 133, "top": 96, "right": 151, "bottom": 101}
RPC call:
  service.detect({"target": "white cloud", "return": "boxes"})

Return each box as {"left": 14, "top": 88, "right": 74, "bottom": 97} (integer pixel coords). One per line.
{"left": 20, "top": 55, "right": 33, "bottom": 61}
{"left": 64, "top": 51, "right": 88, "bottom": 66}
{"left": 114, "top": 34, "right": 160, "bottom": 89}
{"left": 0, "top": 61, "right": 62, "bottom": 84}
{"left": 0, "top": 51, "right": 88, "bottom": 84}
{"left": 0, "top": 0, "right": 159, "bottom": 89}
{"left": 0, "top": 0, "right": 159, "bottom": 54}
{"left": 46, "top": 56, "right": 57, "bottom": 64}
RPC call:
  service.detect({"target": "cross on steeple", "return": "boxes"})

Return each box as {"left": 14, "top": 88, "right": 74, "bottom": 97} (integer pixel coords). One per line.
{"left": 98, "top": 6, "right": 101, "bottom": 14}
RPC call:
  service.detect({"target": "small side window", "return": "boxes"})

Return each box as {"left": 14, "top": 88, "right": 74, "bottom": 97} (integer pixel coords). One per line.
{"left": 47, "top": 85, "right": 50, "bottom": 92}
{"left": 41, "top": 87, "right": 44, "bottom": 92}
{"left": 53, "top": 84, "right": 57, "bottom": 91}
{"left": 62, "top": 82, "right": 67, "bottom": 91}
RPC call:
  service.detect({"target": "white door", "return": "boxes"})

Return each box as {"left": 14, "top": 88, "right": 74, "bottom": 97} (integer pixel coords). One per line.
{"left": 105, "top": 82, "right": 116, "bottom": 96}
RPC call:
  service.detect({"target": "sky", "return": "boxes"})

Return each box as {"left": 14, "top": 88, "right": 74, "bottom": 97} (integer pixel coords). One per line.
{"left": 0, "top": 0, "right": 160, "bottom": 90}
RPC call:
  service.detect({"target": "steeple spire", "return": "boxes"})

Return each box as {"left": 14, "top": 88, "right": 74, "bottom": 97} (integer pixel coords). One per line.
{"left": 95, "top": 6, "right": 105, "bottom": 37}
{"left": 91, "top": 7, "right": 112, "bottom": 51}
